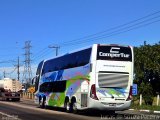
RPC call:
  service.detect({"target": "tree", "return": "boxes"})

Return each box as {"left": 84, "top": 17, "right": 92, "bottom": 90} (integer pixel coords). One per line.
{"left": 134, "top": 42, "right": 160, "bottom": 96}
{"left": 139, "top": 82, "right": 153, "bottom": 105}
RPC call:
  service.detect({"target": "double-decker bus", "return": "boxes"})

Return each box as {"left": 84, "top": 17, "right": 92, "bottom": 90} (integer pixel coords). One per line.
{"left": 33, "top": 44, "right": 134, "bottom": 113}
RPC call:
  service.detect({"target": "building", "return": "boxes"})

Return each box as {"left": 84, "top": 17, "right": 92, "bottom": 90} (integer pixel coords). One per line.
{"left": 0, "top": 78, "right": 22, "bottom": 92}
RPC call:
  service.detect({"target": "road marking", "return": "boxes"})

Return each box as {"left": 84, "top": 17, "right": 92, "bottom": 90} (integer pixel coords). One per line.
{"left": 154, "top": 111, "right": 160, "bottom": 114}
{"left": 139, "top": 110, "right": 150, "bottom": 112}
{"left": 0, "top": 111, "right": 21, "bottom": 120}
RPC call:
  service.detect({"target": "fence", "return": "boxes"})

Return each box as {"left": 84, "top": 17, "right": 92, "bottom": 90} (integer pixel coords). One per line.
{"left": 134, "top": 94, "right": 160, "bottom": 106}
{"left": 20, "top": 92, "right": 34, "bottom": 99}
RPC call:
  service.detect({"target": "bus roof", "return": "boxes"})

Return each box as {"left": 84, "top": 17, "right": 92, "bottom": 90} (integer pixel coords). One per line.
{"left": 44, "top": 44, "right": 93, "bottom": 62}
{"left": 43, "top": 43, "right": 132, "bottom": 62}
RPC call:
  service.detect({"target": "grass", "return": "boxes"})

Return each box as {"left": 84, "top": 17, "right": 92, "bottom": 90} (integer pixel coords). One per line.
{"left": 131, "top": 97, "right": 160, "bottom": 111}
{"left": 130, "top": 96, "right": 160, "bottom": 111}
{"left": 131, "top": 104, "right": 160, "bottom": 111}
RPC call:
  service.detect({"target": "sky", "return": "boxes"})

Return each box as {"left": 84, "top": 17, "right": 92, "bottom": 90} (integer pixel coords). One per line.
{"left": 0, "top": 0, "right": 160, "bottom": 80}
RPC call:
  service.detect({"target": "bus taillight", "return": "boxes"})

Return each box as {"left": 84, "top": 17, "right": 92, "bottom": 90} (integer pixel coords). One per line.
{"left": 90, "top": 84, "right": 98, "bottom": 100}
{"left": 126, "top": 86, "right": 132, "bottom": 101}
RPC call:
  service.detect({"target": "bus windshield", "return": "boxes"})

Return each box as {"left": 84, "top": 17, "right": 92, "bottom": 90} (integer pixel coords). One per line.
{"left": 97, "top": 45, "right": 132, "bottom": 61}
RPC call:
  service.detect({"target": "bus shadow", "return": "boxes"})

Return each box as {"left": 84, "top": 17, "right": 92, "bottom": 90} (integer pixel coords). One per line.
{"left": 41, "top": 106, "right": 118, "bottom": 117}
{"left": 77, "top": 110, "right": 117, "bottom": 117}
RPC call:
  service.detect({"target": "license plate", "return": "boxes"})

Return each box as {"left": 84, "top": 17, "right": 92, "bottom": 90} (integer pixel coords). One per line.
{"left": 109, "top": 103, "right": 116, "bottom": 107}
{"left": 12, "top": 93, "right": 15, "bottom": 96}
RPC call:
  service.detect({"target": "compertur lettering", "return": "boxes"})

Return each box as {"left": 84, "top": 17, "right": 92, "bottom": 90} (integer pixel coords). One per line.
{"left": 99, "top": 52, "right": 130, "bottom": 58}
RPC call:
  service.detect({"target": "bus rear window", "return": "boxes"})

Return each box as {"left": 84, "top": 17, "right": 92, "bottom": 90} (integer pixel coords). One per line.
{"left": 97, "top": 46, "right": 132, "bottom": 61}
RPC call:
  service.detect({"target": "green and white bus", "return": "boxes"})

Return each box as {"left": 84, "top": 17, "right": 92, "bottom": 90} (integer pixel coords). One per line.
{"left": 33, "top": 44, "right": 134, "bottom": 112}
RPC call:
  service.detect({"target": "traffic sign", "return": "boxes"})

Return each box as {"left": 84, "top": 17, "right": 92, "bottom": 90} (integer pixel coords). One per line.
{"left": 132, "top": 84, "right": 138, "bottom": 95}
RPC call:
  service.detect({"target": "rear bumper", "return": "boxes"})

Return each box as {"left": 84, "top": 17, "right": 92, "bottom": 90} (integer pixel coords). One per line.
{"left": 87, "top": 97, "right": 131, "bottom": 111}
{"left": 2, "top": 96, "right": 20, "bottom": 99}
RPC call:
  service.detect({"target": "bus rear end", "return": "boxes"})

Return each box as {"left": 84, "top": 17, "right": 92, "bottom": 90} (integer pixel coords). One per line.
{"left": 88, "top": 44, "right": 133, "bottom": 111}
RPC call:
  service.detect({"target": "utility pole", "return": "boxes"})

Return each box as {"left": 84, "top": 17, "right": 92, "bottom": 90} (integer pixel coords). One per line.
{"left": 144, "top": 41, "right": 147, "bottom": 46}
{"left": 3, "top": 70, "right": 6, "bottom": 78}
{"left": 17, "top": 57, "right": 20, "bottom": 81}
{"left": 48, "top": 45, "right": 60, "bottom": 56}
{"left": 14, "top": 56, "right": 21, "bottom": 81}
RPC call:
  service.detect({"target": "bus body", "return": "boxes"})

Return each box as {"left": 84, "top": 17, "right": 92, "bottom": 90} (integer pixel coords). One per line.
{"left": 34, "top": 44, "right": 134, "bottom": 112}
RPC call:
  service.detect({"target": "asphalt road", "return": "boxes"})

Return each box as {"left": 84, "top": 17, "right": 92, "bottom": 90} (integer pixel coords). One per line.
{"left": 0, "top": 99, "right": 160, "bottom": 120}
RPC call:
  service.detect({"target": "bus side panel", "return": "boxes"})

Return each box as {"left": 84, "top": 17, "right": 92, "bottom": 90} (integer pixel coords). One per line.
{"left": 38, "top": 64, "right": 91, "bottom": 108}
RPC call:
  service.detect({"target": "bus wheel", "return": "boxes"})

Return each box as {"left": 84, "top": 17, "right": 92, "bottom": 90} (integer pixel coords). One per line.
{"left": 39, "top": 97, "right": 42, "bottom": 107}
{"left": 39, "top": 97, "right": 46, "bottom": 108}
{"left": 72, "top": 101, "right": 78, "bottom": 114}
{"left": 64, "top": 100, "right": 71, "bottom": 112}
{"left": 70, "top": 97, "right": 78, "bottom": 113}
{"left": 42, "top": 97, "right": 46, "bottom": 108}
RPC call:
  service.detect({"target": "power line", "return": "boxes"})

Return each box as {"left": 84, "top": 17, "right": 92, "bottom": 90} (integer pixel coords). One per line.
{"left": 57, "top": 10, "right": 160, "bottom": 46}
{"left": 61, "top": 18, "right": 160, "bottom": 47}
{"left": 0, "top": 60, "right": 15, "bottom": 64}
{"left": 31, "top": 10, "right": 160, "bottom": 62}
{"left": 32, "top": 47, "right": 48, "bottom": 59}
{"left": 48, "top": 45, "right": 60, "bottom": 56}
{"left": 7, "top": 67, "right": 17, "bottom": 75}
{"left": 33, "top": 48, "right": 51, "bottom": 60}
{"left": 1, "top": 67, "right": 17, "bottom": 78}
{"left": 60, "top": 15, "right": 160, "bottom": 47}
{"left": 32, "top": 49, "right": 53, "bottom": 63}
{"left": 60, "top": 19, "right": 160, "bottom": 47}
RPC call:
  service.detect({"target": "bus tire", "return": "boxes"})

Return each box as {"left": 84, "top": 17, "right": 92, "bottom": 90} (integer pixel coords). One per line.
{"left": 39, "top": 96, "right": 46, "bottom": 108}
{"left": 39, "top": 96, "right": 42, "bottom": 107}
{"left": 41, "top": 97, "right": 46, "bottom": 108}
{"left": 71, "top": 101, "right": 78, "bottom": 113}
{"left": 71, "top": 97, "right": 78, "bottom": 113}
{"left": 64, "top": 99, "right": 71, "bottom": 112}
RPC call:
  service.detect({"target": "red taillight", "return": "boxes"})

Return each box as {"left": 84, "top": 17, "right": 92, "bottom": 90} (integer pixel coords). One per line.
{"left": 90, "top": 84, "right": 98, "bottom": 100}
{"left": 126, "top": 86, "right": 132, "bottom": 101}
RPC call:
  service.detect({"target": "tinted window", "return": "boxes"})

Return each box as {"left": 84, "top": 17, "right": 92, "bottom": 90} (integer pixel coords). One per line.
{"left": 35, "top": 61, "right": 44, "bottom": 92}
{"left": 97, "top": 46, "right": 132, "bottom": 61}
{"left": 36, "top": 61, "right": 43, "bottom": 75}
{"left": 42, "top": 48, "right": 91, "bottom": 74}
{"left": 39, "top": 81, "right": 66, "bottom": 92}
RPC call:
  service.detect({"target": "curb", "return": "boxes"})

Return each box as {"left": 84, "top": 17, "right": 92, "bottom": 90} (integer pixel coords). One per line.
{"left": 154, "top": 111, "right": 160, "bottom": 114}
{"left": 139, "top": 110, "right": 150, "bottom": 112}
{"left": 21, "top": 98, "right": 34, "bottom": 102}
{"left": 129, "top": 109, "right": 160, "bottom": 114}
